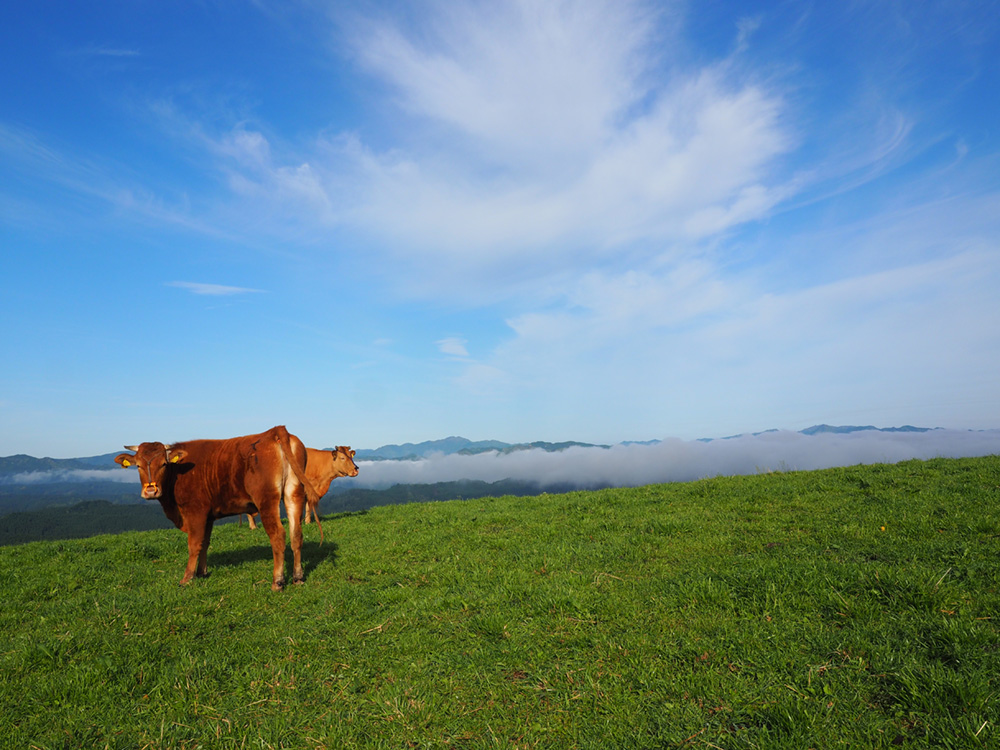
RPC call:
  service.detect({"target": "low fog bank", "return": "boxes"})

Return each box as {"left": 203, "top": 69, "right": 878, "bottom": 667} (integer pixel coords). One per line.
{"left": 344, "top": 429, "right": 1000, "bottom": 490}
{"left": 5, "top": 430, "right": 999, "bottom": 492}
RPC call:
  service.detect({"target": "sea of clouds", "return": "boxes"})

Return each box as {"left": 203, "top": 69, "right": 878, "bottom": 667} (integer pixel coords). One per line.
{"left": 6, "top": 429, "right": 1000, "bottom": 491}
{"left": 348, "top": 429, "right": 1000, "bottom": 490}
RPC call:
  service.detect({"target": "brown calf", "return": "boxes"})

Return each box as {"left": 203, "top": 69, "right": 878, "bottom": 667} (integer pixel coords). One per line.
{"left": 246, "top": 446, "right": 358, "bottom": 528}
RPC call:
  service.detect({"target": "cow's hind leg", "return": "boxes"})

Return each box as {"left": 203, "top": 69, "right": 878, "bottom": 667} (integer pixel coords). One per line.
{"left": 258, "top": 506, "right": 287, "bottom": 591}
{"left": 286, "top": 482, "right": 307, "bottom": 584}
{"left": 197, "top": 518, "right": 214, "bottom": 578}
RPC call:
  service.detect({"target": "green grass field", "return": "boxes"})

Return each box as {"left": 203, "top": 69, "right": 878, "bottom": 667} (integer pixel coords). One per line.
{"left": 1, "top": 456, "right": 998, "bottom": 749}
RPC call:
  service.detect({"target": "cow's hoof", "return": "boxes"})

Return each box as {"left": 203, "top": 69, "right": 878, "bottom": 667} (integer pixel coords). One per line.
{"left": 272, "top": 579, "right": 285, "bottom": 592}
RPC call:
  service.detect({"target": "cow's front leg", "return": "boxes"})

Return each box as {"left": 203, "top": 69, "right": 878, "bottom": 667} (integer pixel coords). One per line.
{"left": 181, "top": 526, "right": 205, "bottom": 585}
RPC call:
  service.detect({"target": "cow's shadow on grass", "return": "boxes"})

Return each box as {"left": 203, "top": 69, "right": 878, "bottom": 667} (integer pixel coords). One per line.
{"left": 203, "top": 512, "right": 367, "bottom": 581}
{"left": 208, "top": 539, "right": 339, "bottom": 579}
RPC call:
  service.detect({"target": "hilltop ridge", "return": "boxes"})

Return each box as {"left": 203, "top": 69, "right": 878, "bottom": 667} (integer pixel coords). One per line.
{"left": 352, "top": 436, "right": 609, "bottom": 461}
{"left": 347, "top": 425, "right": 938, "bottom": 460}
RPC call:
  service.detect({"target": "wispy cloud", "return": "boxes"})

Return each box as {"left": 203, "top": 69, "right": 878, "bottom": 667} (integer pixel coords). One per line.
{"left": 352, "top": 1, "right": 663, "bottom": 161}
{"left": 32, "top": 1, "right": 967, "bottom": 309}
{"left": 436, "top": 337, "right": 469, "bottom": 357}
{"left": 0, "top": 122, "right": 237, "bottom": 239}
{"left": 80, "top": 47, "right": 140, "bottom": 58}
{"left": 164, "top": 1, "right": 793, "bottom": 298}
{"left": 167, "top": 281, "right": 264, "bottom": 296}
{"left": 346, "top": 24, "right": 792, "bottom": 265}
{"left": 435, "top": 219, "right": 1000, "bottom": 441}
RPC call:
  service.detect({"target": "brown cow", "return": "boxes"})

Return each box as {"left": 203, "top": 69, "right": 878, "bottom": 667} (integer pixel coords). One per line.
{"left": 247, "top": 446, "right": 358, "bottom": 528}
{"left": 115, "top": 426, "right": 321, "bottom": 591}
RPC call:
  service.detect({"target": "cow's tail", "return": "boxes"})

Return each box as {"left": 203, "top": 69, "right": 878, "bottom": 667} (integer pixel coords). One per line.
{"left": 272, "top": 426, "right": 325, "bottom": 545}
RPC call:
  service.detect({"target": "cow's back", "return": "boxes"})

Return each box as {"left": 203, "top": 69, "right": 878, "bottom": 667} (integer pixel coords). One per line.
{"left": 169, "top": 438, "right": 246, "bottom": 504}
{"left": 169, "top": 429, "right": 297, "bottom": 516}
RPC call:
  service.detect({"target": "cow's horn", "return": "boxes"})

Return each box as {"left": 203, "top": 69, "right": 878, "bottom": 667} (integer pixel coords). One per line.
{"left": 124, "top": 445, "right": 139, "bottom": 452}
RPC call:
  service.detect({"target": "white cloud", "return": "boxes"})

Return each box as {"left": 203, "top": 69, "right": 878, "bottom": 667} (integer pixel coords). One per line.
{"left": 436, "top": 337, "right": 469, "bottom": 357}
{"left": 333, "top": 58, "right": 792, "bottom": 272}
{"left": 734, "top": 16, "right": 762, "bottom": 53}
{"left": 440, "top": 219, "right": 1000, "bottom": 441}
{"left": 168, "top": 281, "right": 264, "bottom": 296}
{"left": 167, "top": 1, "right": 792, "bottom": 298}
{"left": 84, "top": 47, "right": 140, "bottom": 58}
{"left": 353, "top": 0, "right": 662, "bottom": 163}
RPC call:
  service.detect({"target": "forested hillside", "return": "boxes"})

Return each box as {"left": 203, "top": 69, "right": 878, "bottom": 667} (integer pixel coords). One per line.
{"left": 0, "top": 479, "right": 550, "bottom": 545}
{"left": 0, "top": 501, "right": 176, "bottom": 545}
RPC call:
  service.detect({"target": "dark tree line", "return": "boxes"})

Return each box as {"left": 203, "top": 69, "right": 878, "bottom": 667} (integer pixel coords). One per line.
{"left": 0, "top": 500, "right": 175, "bottom": 545}
{"left": 0, "top": 479, "right": 598, "bottom": 546}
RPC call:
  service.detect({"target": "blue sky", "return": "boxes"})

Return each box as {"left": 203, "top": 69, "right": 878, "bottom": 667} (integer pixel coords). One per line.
{"left": 2, "top": 0, "right": 999, "bottom": 458}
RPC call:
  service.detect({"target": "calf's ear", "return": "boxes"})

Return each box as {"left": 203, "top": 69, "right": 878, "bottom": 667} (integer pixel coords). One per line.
{"left": 115, "top": 453, "right": 136, "bottom": 468}
{"left": 167, "top": 448, "right": 188, "bottom": 464}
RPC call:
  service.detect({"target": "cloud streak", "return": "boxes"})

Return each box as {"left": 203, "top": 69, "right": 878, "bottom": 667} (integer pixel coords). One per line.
{"left": 436, "top": 338, "right": 469, "bottom": 357}
{"left": 80, "top": 47, "right": 140, "bottom": 58}
{"left": 167, "top": 281, "right": 264, "bottom": 296}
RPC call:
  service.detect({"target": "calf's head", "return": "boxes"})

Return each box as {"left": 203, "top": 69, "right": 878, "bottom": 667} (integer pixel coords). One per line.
{"left": 115, "top": 443, "right": 188, "bottom": 499}
{"left": 332, "top": 446, "right": 359, "bottom": 478}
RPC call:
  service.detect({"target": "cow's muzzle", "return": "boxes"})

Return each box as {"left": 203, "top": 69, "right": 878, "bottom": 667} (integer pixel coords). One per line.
{"left": 142, "top": 483, "right": 162, "bottom": 499}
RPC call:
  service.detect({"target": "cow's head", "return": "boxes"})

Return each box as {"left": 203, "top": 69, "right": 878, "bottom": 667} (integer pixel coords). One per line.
{"left": 115, "top": 443, "right": 188, "bottom": 500}
{"left": 332, "top": 446, "right": 359, "bottom": 478}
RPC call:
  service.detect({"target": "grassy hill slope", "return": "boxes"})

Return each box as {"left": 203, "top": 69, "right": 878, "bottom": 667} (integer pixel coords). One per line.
{"left": 1, "top": 456, "right": 998, "bottom": 748}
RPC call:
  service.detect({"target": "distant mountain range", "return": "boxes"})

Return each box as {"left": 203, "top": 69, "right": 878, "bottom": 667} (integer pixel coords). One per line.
{"left": 349, "top": 425, "right": 937, "bottom": 459}
{"left": 351, "top": 436, "right": 610, "bottom": 461}
{"left": 798, "top": 424, "right": 932, "bottom": 435}
{"left": 0, "top": 452, "right": 121, "bottom": 476}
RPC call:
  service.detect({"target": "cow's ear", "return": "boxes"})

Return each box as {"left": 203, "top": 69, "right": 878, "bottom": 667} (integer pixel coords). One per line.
{"left": 115, "top": 453, "right": 136, "bottom": 468}
{"left": 167, "top": 448, "right": 188, "bottom": 464}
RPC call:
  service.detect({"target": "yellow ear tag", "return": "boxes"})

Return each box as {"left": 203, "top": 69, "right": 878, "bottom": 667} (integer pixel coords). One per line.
{"left": 170, "top": 455, "right": 182, "bottom": 463}
{"left": 122, "top": 459, "right": 131, "bottom": 468}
